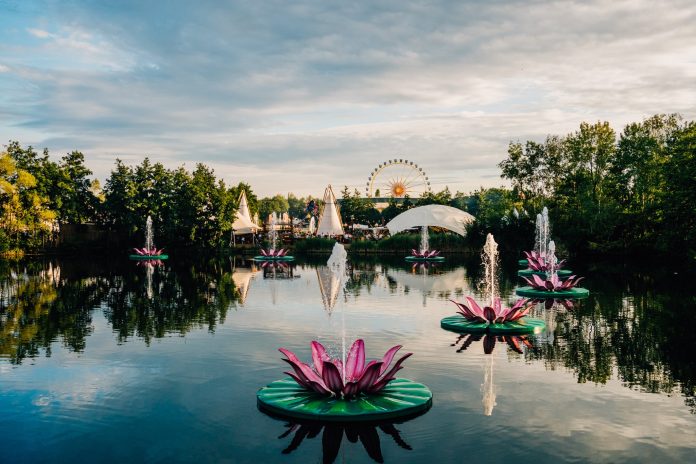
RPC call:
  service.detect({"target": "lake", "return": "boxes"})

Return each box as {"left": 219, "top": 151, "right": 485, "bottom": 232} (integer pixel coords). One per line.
{"left": 1, "top": 255, "right": 694, "bottom": 463}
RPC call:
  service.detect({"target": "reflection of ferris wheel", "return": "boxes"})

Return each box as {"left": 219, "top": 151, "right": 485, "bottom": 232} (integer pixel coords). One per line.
{"left": 366, "top": 159, "right": 431, "bottom": 198}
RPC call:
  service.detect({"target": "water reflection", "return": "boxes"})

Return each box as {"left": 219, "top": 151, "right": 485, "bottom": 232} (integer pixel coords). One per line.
{"left": 451, "top": 333, "right": 536, "bottom": 416}
{"left": 268, "top": 415, "right": 419, "bottom": 464}
{"left": 0, "top": 257, "right": 694, "bottom": 415}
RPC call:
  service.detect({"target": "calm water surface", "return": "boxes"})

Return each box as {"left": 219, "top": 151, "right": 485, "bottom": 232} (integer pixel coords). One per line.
{"left": 1, "top": 255, "right": 695, "bottom": 463}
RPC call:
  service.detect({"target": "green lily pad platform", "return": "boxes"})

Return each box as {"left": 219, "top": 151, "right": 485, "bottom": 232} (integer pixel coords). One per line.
{"left": 257, "top": 378, "right": 432, "bottom": 422}
{"left": 515, "top": 286, "right": 589, "bottom": 299}
{"left": 518, "top": 259, "right": 528, "bottom": 267}
{"left": 129, "top": 254, "right": 168, "bottom": 260}
{"left": 518, "top": 269, "right": 573, "bottom": 278}
{"left": 405, "top": 256, "right": 445, "bottom": 262}
{"left": 440, "top": 315, "right": 546, "bottom": 335}
{"left": 253, "top": 255, "right": 295, "bottom": 261}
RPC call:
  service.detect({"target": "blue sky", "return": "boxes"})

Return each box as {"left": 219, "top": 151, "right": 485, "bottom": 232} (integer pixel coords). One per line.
{"left": 1, "top": 0, "right": 695, "bottom": 196}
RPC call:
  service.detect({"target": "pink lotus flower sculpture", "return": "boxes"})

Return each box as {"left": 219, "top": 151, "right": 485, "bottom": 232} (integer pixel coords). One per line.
{"left": 521, "top": 273, "right": 584, "bottom": 292}
{"left": 522, "top": 250, "right": 565, "bottom": 272}
{"left": 133, "top": 247, "right": 164, "bottom": 256}
{"left": 450, "top": 296, "right": 533, "bottom": 324}
{"left": 279, "top": 339, "right": 412, "bottom": 399}
{"left": 411, "top": 249, "right": 440, "bottom": 258}
{"left": 261, "top": 248, "right": 288, "bottom": 258}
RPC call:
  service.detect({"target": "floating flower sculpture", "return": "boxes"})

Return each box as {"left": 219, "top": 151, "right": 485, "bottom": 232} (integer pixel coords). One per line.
{"left": 521, "top": 273, "right": 584, "bottom": 292}
{"left": 522, "top": 250, "right": 566, "bottom": 272}
{"left": 450, "top": 297, "right": 533, "bottom": 324}
{"left": 411, "top": 249, "right": 440, "bottom": 258}
{"left": 133, "top": 247, "right": 165, "bottom": 256}
{"left": 279, "top": 339, "right": 412, "bottom": 400}
{"left": 260, "top": 248, "right": 288, "bottom": 258}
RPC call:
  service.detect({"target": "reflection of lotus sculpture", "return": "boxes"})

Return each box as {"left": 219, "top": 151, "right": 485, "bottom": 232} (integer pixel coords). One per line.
{"left": 135, "top": 259, "right": 164, "bottom": 267}
{"left": 280, "top": 339, "right": 412, "bottom": 399}
{"left": 452, "top": 333, "right": 533, "bottom": 354}
{"left": 532, "top": 298, "right": 577, "bottom": 310}
{"left": 258, "top": 339, "right": 432, "bottom": 421}
{"left": 517, "top": 274, "right": 590, "bottom": 299}
{"left": 441, "top": 297, "right": 546, "bottom": 334}
{"left": 274, "top": 419, "right": 415, "bottom": 464}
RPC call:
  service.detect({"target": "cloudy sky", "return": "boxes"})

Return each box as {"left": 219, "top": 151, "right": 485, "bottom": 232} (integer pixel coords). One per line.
{"left": 1, "top": 0, "right": 695, "bottom": 197}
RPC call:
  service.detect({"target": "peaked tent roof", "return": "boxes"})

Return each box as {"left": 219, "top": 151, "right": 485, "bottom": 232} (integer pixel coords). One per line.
{"left": 385, "top": 204, "right": 474, "bottom": 237}
{"left": 232, "top": 190, "right": 260, "bottom": 234}
{"left": 316, "top": 185, "right": 345, "bottom": 236}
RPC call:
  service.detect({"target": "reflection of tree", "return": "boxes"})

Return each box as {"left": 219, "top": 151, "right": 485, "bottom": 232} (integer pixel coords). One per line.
{"left": 275, "top": 419, "right": 414, "bottom": 464}
{"left": 524, "top": 269, "right": 696, "bottom": 412}
{"left": 0, "top": 260, "right": 109, "bottom": 363}
{"left": 0, "top": 258, "right": 243, "bottom": 361}
{"left": 104, "top": 259, "right": 241, "bottom": 344}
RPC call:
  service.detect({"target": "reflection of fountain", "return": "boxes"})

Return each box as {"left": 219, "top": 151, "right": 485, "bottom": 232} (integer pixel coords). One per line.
{"left": 451, "top": 333, "right": 534, "bottom": 416}
{"left": 268, "top": 417, "right": 420, "bottom": 464}
{"left": 135, "top": 259, "right": 163, "bottom": 299}
{"left": 482, "top": 356, "right": 496, "bottom": 416}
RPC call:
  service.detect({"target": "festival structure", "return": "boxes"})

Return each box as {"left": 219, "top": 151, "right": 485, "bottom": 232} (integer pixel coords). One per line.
{"left": 386, "top": 204, "right": 474, "bottom": 262}
{"left": 231, "top": 190, "right": 260, "bottom": 242}
{"left": 316, "top": 185, "right": 345, "bottom": 237}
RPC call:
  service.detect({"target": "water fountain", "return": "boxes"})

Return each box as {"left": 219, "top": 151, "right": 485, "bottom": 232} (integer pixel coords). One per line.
{"left": 441, "top": 234, "right": 546, "bottom": 334}
{"left": 518, "top": 207, "right": 573, "bottom": 277}
{"left": 517, "top": 240, "right": 590, "bottom": 298}
{"left": 254, "top": 212, "right": 294, "bottom": 261}
{"left": 406, "top": 225, "right": 444, "bottom": 262}
{"left": 257, "top": 242, "right": 432, "bottom": 421}
{"left": 130, "top": 215, "right": 168, "bottom": 259}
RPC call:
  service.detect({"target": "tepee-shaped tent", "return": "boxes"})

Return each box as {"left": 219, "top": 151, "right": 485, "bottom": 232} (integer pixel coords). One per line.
{"left": 232, "top": 190, "right": 260, "bottom": 235}
{"left": 316, "top": 185, "right": 344, "bottom": 236}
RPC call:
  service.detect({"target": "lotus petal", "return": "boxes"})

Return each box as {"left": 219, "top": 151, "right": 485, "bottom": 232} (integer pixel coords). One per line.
{"left": 311, "top": 341, "right": 330, "bottom": 377}
{"left": 345, "top": 339, "right": 366, "bottom": 381}
{"left": 321, "top": 361, "right": 344, "bottom": 395}
{"left": 375, "top": 352, "right": 412, "bottom": 385}
{"left": 378, "top": 345, "right": 402, "bottom": 376}
{"left": 465, "top": 296, "right": 485, "bottom": 318}
{"left": 355, "top": 361, "right": 383, "bottom": 392}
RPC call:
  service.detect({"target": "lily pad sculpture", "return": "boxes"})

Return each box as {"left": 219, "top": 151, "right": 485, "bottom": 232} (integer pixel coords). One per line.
{"left": 129, "top": 247, "right": 168, "bottom": 260}
{"left": 516, "top": 273, "right": 589, "bottom": 299}
{"left": 440, "top": 297, "right": 546, "bottom": 335}
{"left": 257, "top": 339, "right": 432, "bottom": 421}
{"left": 254, "top": 248, "right": 295, "bottom": 261}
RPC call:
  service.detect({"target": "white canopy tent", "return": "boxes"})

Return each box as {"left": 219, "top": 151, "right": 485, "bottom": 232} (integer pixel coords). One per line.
{"left": 231, "top": 191, "right": 260, "bottom": 235}
{"left": 385, "top": 205, "right": 474, "bottom": 237}
{"left": 316, "top": 185, "right": 345, "bottom": 236}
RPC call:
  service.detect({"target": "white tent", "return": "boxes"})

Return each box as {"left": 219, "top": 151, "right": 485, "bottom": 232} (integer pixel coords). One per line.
{"left": 316, "top": 185, "right": 345, "bottom": 236}
{"left": 232, "top": 191, "right": 260, "bottom": 234}
{"left": 385, "top": 205, "right": 474, "bottom": 237}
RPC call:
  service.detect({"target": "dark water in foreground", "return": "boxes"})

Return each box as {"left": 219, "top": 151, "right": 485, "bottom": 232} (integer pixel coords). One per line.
{"left": 1, "top": 255, "right": 695, "bottom": 463}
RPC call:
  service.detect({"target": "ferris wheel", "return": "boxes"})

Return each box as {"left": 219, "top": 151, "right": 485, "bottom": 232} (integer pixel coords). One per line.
{"left": 365, "top": 159, "right": 431, "bottom": 198}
